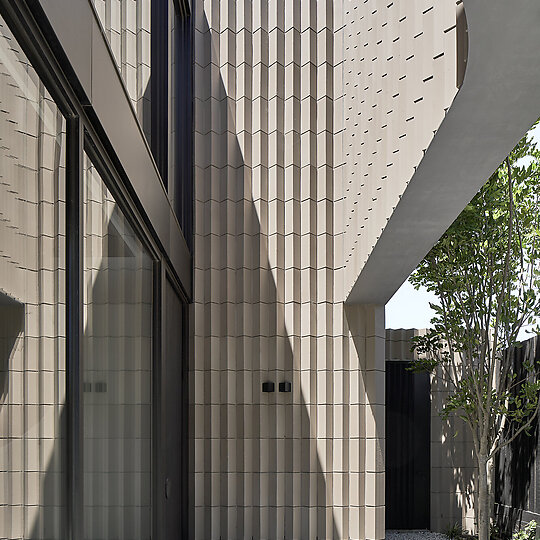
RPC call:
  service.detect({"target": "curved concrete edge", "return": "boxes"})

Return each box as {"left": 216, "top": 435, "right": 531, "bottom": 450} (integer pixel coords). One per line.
{"left": 347, "top": 0, "right": 540, "bottom": 305}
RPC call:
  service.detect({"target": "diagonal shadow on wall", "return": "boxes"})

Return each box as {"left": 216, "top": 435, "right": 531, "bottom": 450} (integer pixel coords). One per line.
{"left": 191, "top": 9, "right": 340, "bottom": 540}
{"left": 0, "top": 291, "right": 24, "bottom": 407}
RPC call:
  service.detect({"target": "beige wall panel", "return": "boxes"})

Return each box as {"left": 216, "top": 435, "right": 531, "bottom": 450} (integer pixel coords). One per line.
{"left": 192, "top": 0, "right": 460, "bottom": 538}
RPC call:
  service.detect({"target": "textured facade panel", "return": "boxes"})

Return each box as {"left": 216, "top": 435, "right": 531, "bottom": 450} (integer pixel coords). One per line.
{"left": 192, "top": 1, "right": 460, "bottom": 538}
{"left": 339, "top": 0, "right": 461, "bottom": 299}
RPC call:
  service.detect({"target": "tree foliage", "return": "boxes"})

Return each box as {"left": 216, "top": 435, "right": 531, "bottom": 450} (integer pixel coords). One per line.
{"left": 408, "top": 124, "right": 540, "bottom": 540}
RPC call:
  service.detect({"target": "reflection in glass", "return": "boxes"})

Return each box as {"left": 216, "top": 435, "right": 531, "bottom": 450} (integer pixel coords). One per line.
{"left": 91, "top": 0, "right": 152, "bottom": 141}
{"left": 0, "top": 16, "right": 66, "bottom": 540}
{"left": 83, "top": 156, "right": 153, "bottom": 540}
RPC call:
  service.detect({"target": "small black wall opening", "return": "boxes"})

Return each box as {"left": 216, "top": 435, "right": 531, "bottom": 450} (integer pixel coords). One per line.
{"left": 386, "top": 361, "right": 431, "bottom": 530}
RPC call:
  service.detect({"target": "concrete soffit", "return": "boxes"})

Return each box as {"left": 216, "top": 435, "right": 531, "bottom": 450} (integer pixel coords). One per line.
{"left": 346, "top": 0, "right": 540, "bottom": 306}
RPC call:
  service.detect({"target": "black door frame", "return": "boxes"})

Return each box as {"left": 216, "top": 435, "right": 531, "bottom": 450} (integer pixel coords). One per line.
{"left": 160, "top": 271, "right": 190, "bottom": 540}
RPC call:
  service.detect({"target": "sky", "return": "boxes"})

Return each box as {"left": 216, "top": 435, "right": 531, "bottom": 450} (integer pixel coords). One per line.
{"left": 385, "top": 279, "right": 438, "bottom": 330}
{"left": 385, "top": 277, "right": 538, "bottom": 341}
{"left": 385, "top": 122, "right": 540, "bottom": 342}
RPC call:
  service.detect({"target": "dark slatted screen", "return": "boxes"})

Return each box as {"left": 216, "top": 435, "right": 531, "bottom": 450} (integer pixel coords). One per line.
{"left": 495, "top": 337, "right": 540, "bottom": 534}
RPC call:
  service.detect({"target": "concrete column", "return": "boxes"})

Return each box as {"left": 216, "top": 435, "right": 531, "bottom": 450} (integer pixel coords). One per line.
{"left": 345, "top": 304, "right": 385, "bottom": 540}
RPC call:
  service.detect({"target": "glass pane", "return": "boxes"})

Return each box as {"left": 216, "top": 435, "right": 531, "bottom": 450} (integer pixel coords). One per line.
{"left": 91, "top": 0, "right": 152, "bottom": 141}
{"left": 91, "top": 0, "right": 171, "bottom": 186}
{"left": 0, "top": 16, "right": 66, "bottom": 540}
{"left": 82, "top": 155, "right": 153, "bottom": 540}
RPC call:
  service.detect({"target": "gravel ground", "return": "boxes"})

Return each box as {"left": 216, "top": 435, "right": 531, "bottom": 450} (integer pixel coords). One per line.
{"left": 386, "top": 530, "right": 449, "bottom": 540}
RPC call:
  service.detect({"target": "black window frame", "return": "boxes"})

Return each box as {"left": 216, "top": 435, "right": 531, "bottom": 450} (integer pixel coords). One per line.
{"left": 151, "top": 0, "right": 169, "bottom": 188}
{"left": 149, "top": 0, "right": 194, "bottom": 251}
{"left": 171, "top": 0, "right": 194, "bottom": 252}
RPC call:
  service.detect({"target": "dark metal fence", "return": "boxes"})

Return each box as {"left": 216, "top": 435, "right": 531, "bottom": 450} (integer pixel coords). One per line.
{"left": 495, "top": 336, "right": 540, "bottom": 535}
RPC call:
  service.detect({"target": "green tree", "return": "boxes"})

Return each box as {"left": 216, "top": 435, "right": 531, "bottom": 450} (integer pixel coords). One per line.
{"left": 409, "top": 126, "right": 540, "bottom": 540}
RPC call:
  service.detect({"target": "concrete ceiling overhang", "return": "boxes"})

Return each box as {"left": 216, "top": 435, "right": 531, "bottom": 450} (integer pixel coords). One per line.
{"left": 346, "top": 0, "right": 540, "bottom": 306}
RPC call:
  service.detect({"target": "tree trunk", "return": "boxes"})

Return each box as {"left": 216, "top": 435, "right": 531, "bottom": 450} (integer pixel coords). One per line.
{"left": 478, "top": 453, "right": 491, "bottom": 540}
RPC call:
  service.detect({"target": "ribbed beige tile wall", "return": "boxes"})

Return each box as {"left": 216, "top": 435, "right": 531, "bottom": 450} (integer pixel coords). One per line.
{"left": 386, "top": 330, "right": 475, "bottom": 534}
{"left": 339, "top": 0, "right": 462, "bottom": 298}
{"left": 192, "top": 1, "right": 461, "bottom": 539}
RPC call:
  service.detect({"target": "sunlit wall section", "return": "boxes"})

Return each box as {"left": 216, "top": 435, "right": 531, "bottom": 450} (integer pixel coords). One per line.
{"left": 0, "top": 17, "right": 66, "bottom": 540}
{"left": 192, "top": 0, "right": 464, "bottom": 538}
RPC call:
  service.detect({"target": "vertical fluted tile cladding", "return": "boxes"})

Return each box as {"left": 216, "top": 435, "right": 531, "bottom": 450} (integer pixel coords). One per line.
{"left": 192, "top": 1, "right": 460, "bottom": 538}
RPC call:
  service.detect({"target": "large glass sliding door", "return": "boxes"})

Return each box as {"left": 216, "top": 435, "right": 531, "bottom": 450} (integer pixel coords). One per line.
{"left": 0, "top": 15, "right": 66, "bottom": 540}
{"left": 82, "top": 155, "right": 154, "bottom": 540}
